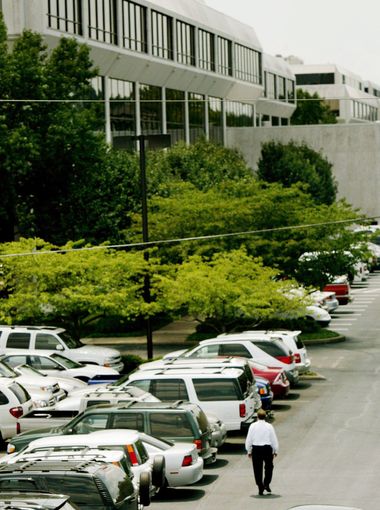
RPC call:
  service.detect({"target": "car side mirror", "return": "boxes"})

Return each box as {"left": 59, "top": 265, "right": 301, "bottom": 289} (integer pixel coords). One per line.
{"left": 55, "top": 344, "right": 64, "bottom": 351}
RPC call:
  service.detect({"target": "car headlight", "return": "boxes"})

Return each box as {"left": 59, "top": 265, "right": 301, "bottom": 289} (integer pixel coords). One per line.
{"left": 34, "top": 400, "right": 49, "bottom": 408}
{"left": 7, "top": 443, "right": 15, "bottom": 454}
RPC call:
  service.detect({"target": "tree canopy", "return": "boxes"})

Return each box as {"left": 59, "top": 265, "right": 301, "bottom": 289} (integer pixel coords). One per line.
{"left": 256, "top": 140, "right": 338, "bottom": 205}
{"left": 291, "top": 89, "right": 338, "bottom": 125}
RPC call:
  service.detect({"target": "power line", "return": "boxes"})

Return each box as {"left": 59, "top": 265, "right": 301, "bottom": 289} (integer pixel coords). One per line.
{"left": 0, "top": 215, "right": 377, "bottom": 259}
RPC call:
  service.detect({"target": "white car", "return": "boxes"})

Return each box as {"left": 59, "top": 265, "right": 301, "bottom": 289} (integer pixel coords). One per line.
{"left": 306, "top": 304, "right": 331, "bottom": 327}
{"left": 0, "top": 325, "right": 123, "bottom": 372}
{"left": 6, "top": 429, "right": 166, "bottom": 494}
{"left": 12, "top": 364, "right": 87, "bottom": 394}
{"left": 1, "top": 351, "right": 120, "bottom": 383}
{"left": 310, "top": 290, "right": 339, "bottom": 313}
{"left": 0, "top": 380, "right": 33, "bottom": 440}
{"left": 0, "top": 360, "right": 66, "bottom": 408}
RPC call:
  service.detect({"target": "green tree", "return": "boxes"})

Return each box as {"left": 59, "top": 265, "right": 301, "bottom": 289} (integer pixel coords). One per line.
{"left": 0, "top": 238, "right": 161, "bottom": 339}
{"left": 256, "top": 140, "right": 337, "bottom": 205}
{"left": 157, "top": 248, "right": 308, "bottom": 333}
{"left": 291, "top": 89, "right": 337, "bottom": 125}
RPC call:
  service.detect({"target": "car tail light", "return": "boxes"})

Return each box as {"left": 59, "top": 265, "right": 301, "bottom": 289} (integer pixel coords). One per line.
{"left": 126, "top": 444, "right": 139, "bottom": 466}
{"left": 9, "top": 407, "right": 23, "bottom": 419}
{"left": 276, "top": 355, "right": 293, "bottom": 364}
{"left": 259, "top": 387, "right": 267, "bottom": 395}
{"left": 16, "top": 422, "right": 20, "bottom": 434}
{"left": 239, "top": 403, "right": 246, "bottom": 417}
{"left": 194, "top": 439, "right": 202, "bottom": 450}
{"left": 294, "top": 353, "right": 301, "bottom": 363}
{"left": 182, "top": 455, "right": 193, "bottom": 467}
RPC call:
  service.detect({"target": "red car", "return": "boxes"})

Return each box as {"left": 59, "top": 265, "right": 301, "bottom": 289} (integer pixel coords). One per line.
{"left": 248, "top": 360, "right": 290, "bottom": 399}
{"left": 323, "top": 276, "right": 352, "bottom": 305}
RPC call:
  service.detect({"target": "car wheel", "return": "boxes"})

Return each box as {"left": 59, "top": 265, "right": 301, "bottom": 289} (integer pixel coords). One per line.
{"left": 139, "top": 471, "right": 151, "bottom": 507}
{"left": 151, "top": 455, "right": 166, "bottom": 489}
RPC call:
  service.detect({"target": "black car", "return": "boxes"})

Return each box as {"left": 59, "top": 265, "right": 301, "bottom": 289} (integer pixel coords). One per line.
{"left": 0, "top": 491, "right": 80, "bottom": 509}
{"left": 0, "top": 459, "right": 149, "bottom": 510}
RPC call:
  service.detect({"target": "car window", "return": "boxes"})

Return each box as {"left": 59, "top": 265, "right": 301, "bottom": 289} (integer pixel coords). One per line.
{"left": 134, "top": 439, "right": 149, "bottom": 463}
{"left": 6, "top": 333, "right": 30, "bottom": 349}
{"left": 150, "top": 379, "right": 189, "bottom": 401}
{"left": 51, "top": 353, "right": 82, "bottom": 368}
{"left": 30, "top": 355, "right": 60, "bottom": 370}
{"left": 219, "top": 343, "right": 251, "bottom": 357}
{"left": 193, "top": 379, "right": 241, "bottom": 401}
{"left": 70, "top": 414, "right": 109, "bottom": 434}
{"left": 127, "top": 379, "right": 151, "bottom": 393}
{"left": 111, "top": 412, "right": 145, "bottom": 432}
{"left": 149, "top": 412, "right": 193, "bottom": 437}
{"left": 187, "top": 344, "right": 219, "bottom": 358}
{"left": 0, "top": 391, "right": 9, "bottom": 405}
{"left": 250, "top": 340, "right": 287, "bottom": 357}
{"left": 9, "top": 382, "right": 30, "bottom": 403}
{"left": 43, "top": 475, "right": 105, "bottom": 507}
{"left": 2, "top": 355, "right": 28, "bottom": 368}
{"left": 0, "top": 479, "right": 39, "bottom": 491}
{"left": 35, "top": 333, "right": 62, "bottom": 350}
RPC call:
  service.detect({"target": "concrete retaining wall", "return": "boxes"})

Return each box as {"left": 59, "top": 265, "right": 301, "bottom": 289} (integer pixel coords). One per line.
{"left": 226, "top": 123, "right": 380, "bottom": 218}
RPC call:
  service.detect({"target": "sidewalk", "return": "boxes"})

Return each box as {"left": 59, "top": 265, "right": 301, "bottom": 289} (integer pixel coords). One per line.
{"left": 83, "top": 317, "right": 198, "bottom": 346}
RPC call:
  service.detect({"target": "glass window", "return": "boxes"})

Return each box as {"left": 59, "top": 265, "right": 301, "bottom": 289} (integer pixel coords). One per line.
{"left": 35, "top": 333, "right": 62, "bottom": 350}
{"left": 29, "top": 355, "right": 59, "bottom": 370}
{"left": 0, "top": 391, "right": 9, "bottom": 405}
{"left": 0, "top": 480, "right": 39, "bottom": 491}
{"left": 208, "top": 96, "right": 223, "bottom": 145}
{"left": 198, "top": 29, "right": 215, "bottom": 72}
{"left": 234, "top": 44, "right": 261, "bottom": 84}
{"left": 112, "top": 412, "right": 144, "bottom": 431}
{"left": 44, "top": 476, "right": 104, "bottom": 507}
{"left": 296, "top": 73, "right": 335, "bottom": 85}
{"left": 150, "top": 379, "right": 189, "bottom": 401}
{"left": 47, "top": 0, "right": 83, "bottom": 35}
{"left": 122, "top": 0, "right": 147, "bottom": 52}
{"left": 134, "top": 439, "right": 149, "bottom": 463}
{"left": 88, "top": 0, "right": 118, "bottom": 45}
{"left": 6, "top": 333, "right": 30, "bottom": 349}
{"left": 219, "top": 343, "right": 251, "bottom": 358}
{"left": 278, "top": 77, "right": 286, "bottom": 100}
{"left": 149, "top": 412, "right": 193, "bottom": 437}
{"left": 176, "top": 20, "right": 195, "bottom": 66}
{"left": 225, "top": 101, "right": 253, "bottom": 127}
{"left": 188, "top": 344, "right": 220, "bottom": 358}
{"left": 193, "top": 379, "right": 240, "bottom": 401}
{"left": 151, "top": 10, "right": 173, "bottom": 60}
{"left": 217, "top": 37, "right": 232, "bottom": 76}
{"left": 9, "top": 382, "right": 30, "bottom": 404}
{"left": 189, "top": 92, "right": 205, "bottom": 143}
{"left": 70, "top": 413, "right": 109, "bottom": 434}
{"left": 265, "top": 72, "right": 276, "bottom": 99}
{"left": 166, "top": 88, "right": 185, "bottom": 144}
{"left": 287, "top": 79, "right": 295, "bottom": 103}
{"left": 2, "top": 355, "right": 28, "bottom": 368}
{"left": 250, "top": 340, "right": 286, "bottom": 357}
{"left": 140, "top": 84, "right": 162, "bottom": 135}
{"left": 109, "top": 78, "right": 136, "bottom": 136}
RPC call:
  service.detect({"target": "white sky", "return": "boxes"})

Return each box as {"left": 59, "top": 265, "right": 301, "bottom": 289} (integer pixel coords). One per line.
{"left": 205, "top": 0, "right": 380, "bottom": 85}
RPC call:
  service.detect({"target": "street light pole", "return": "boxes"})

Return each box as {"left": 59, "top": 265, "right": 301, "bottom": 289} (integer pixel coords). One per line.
{"left": 138, "top": 134, "right": 153, "bottom": 360}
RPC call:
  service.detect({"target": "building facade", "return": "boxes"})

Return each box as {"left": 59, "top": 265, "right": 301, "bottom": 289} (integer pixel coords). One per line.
{"left": 288, "top": 60, "right": 379, "bottom": 123}
{"left": 1, "top": 0, "right": 296, "bottom": 146}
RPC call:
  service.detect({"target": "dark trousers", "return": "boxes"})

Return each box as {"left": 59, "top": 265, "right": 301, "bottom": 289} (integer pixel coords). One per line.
{"left": 251, "top": 445, "right": 274, "bottom": 490}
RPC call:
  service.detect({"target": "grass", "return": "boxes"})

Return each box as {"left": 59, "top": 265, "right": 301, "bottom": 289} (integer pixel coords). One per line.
{"left": 300, "top": 329, "right": 342, "bottom": 341}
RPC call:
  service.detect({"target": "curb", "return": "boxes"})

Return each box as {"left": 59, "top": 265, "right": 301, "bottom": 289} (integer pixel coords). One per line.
{"left": 302, "top": 334, "right": 346, "bottom": 345}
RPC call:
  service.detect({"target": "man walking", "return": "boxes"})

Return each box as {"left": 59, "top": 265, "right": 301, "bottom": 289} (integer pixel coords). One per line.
{"left": 245, "top": 409, "right": 279, "bottom": 496}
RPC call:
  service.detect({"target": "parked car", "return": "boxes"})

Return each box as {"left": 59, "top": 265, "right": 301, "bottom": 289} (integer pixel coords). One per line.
{"left": 0, "top": 325, "right": 123, "bottom": 372}
{"left": 11, "top": 363, "right": 87, "bottom": 394}
{"left": 0, "top": 360, "right": 67, "bottom": 408}
{"left": 0, "top": 458, "right": 147, "bottom": 509}
{"left": 0, "top": 380, "right": 33, "bottom": 441}
{"left": 8, "top": 401, "right": 217, "bottom": 466}
{"left": 255, "top": 375, "right": 273, "bottom": 410}
{"left": 5, "top": 429, "right": 165, "bottom": 496}
{"left": 249, "top": 359, "right": 290, "bottom": 399}
{"left": 242, "top": 330, "right": 311, "bottom": 374}
{"left": 0, "top": 492, "right": 81, "bottom": 510}
{"left": 310, "top": 290, "right": 339, "bottom": 313}
{"left": 323, "top": 276, "right": 352, "bottom": 305}
{"left": 127, "top": 365, "right": 258, "bottom": 431}
{"left": 1, "top": 352, "right": 120, "bottom": 383}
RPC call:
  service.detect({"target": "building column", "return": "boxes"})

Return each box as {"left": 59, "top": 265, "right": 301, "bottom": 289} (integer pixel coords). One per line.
{"left": 162, "top": 87, "right": 167, "bottom": 134}
{"left": 185, "top": 91, "right": 190, "bottom": 144}
{"left": 136, "top": 82, "right": 141, "bottom": 136}
{"left": 205, "top": 94, "right": 209, "bottom": 141}
{"left": 103, "top": 76, "right": 112, "bottom": 144}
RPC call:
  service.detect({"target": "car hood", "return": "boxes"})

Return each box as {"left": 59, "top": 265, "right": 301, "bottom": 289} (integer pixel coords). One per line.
{"left": 7, "top": 426, "right": 65, "bottom": 452}
{"left": 73, "top": 345, "right": 121, "bottom": 358}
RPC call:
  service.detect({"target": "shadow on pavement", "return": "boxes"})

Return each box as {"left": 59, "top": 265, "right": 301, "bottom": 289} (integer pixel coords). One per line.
{"left": 193, "top": 474, "right": 219, "bottom": 486}
{"left": 155, "top": 488, "right": 206, "bottom": 502}
{"left": 204, "top": 458, "right": 229, "bottom": 469}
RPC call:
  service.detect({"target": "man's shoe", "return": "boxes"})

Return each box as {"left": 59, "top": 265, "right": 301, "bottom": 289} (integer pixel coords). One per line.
{"left": 258, "top": 486, "right": 264, "bottom": 496}
{"left": 264, "top": 486, "right": 271, "bottom": 495}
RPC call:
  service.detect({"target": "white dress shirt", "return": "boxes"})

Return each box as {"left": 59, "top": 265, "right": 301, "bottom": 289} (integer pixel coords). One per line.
{"left": 245, "top": 420, "right": 279, "bottom": 454}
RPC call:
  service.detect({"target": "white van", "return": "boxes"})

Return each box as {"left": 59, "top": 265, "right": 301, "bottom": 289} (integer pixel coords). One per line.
{"left": 126, "top": 366, "right": 258, "bottom": 432}
{"left": 0, "top": 380, "right": 33, "bottom": 441}
{"left": 0, "top": 326, "right": 123, "bottom": 372}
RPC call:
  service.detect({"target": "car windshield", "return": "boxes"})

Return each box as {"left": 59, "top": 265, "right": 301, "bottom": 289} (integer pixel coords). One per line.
{"left": 0, "top": 360, "right": 18, "bottom": 378}
{"left": 59, "top": 331, "right": 84, "bottom": 348}
{"left": 51, "top": 353, "right": 83, "bottom": 368}
{"left": 17, "top": 364, "right": 47, "bottom": 377}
